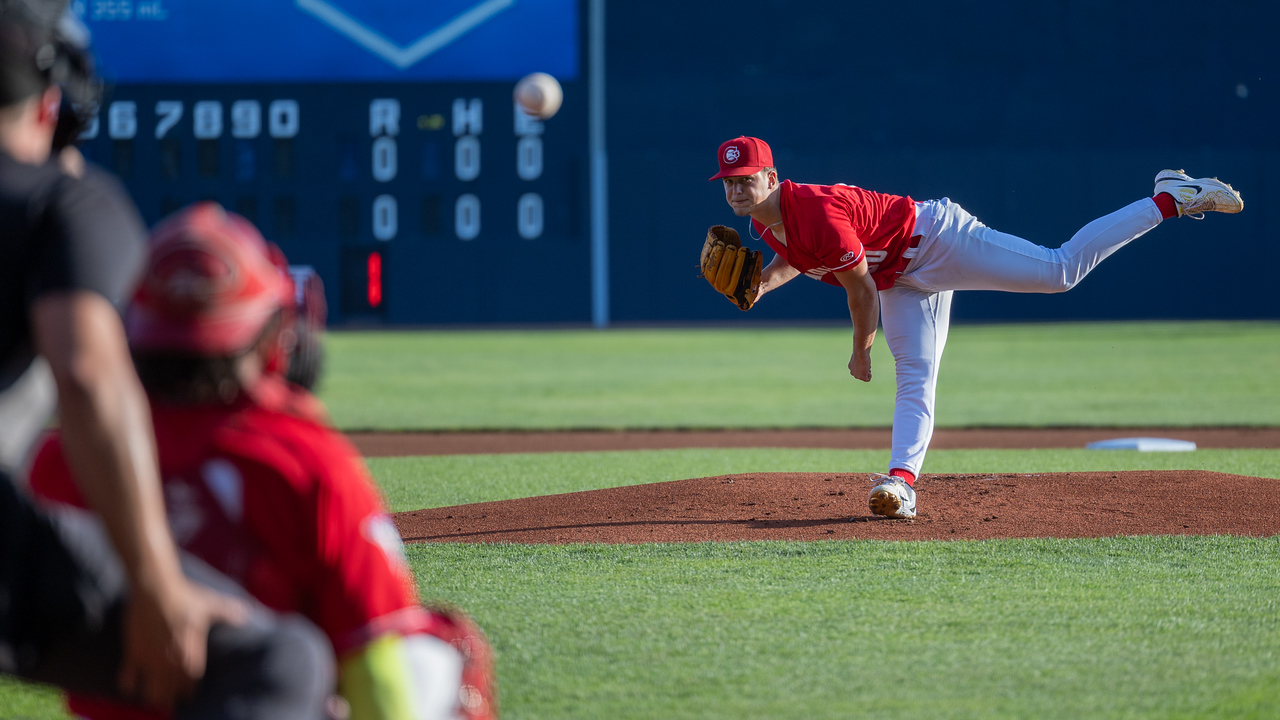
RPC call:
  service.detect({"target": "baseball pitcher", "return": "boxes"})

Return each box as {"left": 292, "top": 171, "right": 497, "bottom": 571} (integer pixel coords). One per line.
{"left": 701, "top": 136, "right": 1242, "bottom": 519}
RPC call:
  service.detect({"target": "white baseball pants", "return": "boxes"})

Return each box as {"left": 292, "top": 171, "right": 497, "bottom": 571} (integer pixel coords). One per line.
{"left": 879, "top": 197, "right": 1164, "bottom": 475}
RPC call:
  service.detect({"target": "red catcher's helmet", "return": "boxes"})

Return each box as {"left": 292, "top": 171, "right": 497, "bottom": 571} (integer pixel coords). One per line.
{"left": 127, "top": 202, "right": 291, "bottom": 355}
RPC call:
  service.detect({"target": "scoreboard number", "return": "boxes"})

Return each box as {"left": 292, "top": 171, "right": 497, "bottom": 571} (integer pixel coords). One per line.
{"left": 154, "top": 100, "right": 183, "bottom": 139}
{"left": 373, "top": 195, "right": 398, "bottom": 241}
{"left": 455, "top": 194, "right": 481, "bottom": 241}
{"left": 193, "top": 101, "right": 223, "bottom": 139}
{"left": 268, "top": 100, "right": 300, "bottom": 139}
{"left": 102, "top": 99, "right": 295, "bottom": 142}
{"left": 516, "top": 136, "right": 542, "bottom": 181}
{"left": 90, "top": 92, "right": 560, "bottom": 246}
{"left": 454, "top": 136, "right": 480, "bottom": 181}
{"left": 372, "top": 136, "right": 397, "bottom": 182}
{"left": 231, "top": 100, "right": 261, "bottom": 139}
{"left": 108, "top": 100, "right": 137, "bottom": 139}
{"left": 517, "top": 193, "right": 543, "bottom": 240}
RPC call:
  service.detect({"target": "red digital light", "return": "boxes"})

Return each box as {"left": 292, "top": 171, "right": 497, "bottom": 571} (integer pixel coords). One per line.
{"left": 367, "top": 251, "right": 382, "bottom": 308}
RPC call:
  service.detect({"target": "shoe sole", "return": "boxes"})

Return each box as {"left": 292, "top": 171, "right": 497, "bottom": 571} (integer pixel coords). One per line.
{"left": 869, "top": 488, "right": 909, "bottom": 518}
{"left": 1198, "top": 187, "right": 1244, "bottom": 213}
{"left": 1177, "top": 187, "right": 1244, "bottom": 216}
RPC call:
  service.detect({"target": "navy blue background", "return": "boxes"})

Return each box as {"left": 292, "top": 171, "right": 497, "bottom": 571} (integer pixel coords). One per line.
{"left": 610, "top": 0, "right": 1279, "bottom": 323}
{"left": 82, "top": 0, "right": 1279, "bottom": 324}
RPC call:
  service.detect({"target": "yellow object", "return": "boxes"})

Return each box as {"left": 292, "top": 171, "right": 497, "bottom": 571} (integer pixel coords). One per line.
{"left": 339, "top": 634, "right": 417, "bottom": 720}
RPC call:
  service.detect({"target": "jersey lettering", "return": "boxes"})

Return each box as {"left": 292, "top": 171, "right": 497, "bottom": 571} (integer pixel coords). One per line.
{"left": 865, "top": 249, "right": 887, "bottom": 272}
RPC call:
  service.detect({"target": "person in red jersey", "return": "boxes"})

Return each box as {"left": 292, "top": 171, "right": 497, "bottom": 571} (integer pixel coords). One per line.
{"left": 0, "top": 2, "right": 331, "bottom": 716}
{"left": 30, "top": 202, "right": 497, "bottom": 720}
{"left": 710, "top": 136, "right": 1243, "bottom": 520}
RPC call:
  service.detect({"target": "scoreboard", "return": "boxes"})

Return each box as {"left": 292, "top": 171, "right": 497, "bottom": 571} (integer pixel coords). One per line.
{"left": 73, "top": 0, "right": 592, "bottom": 325}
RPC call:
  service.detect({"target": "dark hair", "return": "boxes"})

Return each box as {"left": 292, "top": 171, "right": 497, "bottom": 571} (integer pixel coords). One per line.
{"left": 133, "top": 313, "right": 282, "bottom": 405}
{"left": 0, "top": 1, "right": 100, "bottom": 146}
{"left": 0, "top": 16, "right": 49, "bottom": 107}
{"left": 132, "top": 351, "right": 244, "bottom": 406}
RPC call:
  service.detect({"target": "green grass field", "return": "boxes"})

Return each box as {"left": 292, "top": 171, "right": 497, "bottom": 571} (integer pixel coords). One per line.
{"left": 9, "top": 450, "right": 1278, "bottom": 719}
{"left": 411, "top": 536, "right": 1280, "bottom": 720}
{"left": 319, "top": 321, "right": 1280, "bottom": 430}
{"left": 5, "top": 323, "right": 1279, "bottom": 719}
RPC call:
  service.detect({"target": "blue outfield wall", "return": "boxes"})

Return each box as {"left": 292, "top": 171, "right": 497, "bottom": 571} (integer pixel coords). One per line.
{"left": 79, "top": 0, "right": 1277, "bottom": 324}
{"left": 606, "top": 0, "right": 1279, "bottom": 322}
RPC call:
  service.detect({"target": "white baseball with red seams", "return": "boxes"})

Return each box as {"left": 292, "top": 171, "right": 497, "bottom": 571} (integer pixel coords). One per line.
{"left": 514, "top": 72, "right": 563, "bottom": 119}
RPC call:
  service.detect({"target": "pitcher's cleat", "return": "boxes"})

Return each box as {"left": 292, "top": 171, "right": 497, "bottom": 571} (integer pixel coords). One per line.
{"left": 1153, "top": 169, "right": 1243, "bottom": 219}
{"left": 868, "top": 473, "right": 917, "bottom": 519}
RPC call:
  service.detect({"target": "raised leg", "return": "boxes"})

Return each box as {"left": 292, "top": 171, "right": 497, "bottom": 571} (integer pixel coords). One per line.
{"left": 903, "top": 198, "right": 1163, "bottom": 294}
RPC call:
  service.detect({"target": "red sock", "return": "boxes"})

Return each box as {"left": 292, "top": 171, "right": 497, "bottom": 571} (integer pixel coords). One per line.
{"left": 1153, "top": 193, "right": 1178, "bottom": 220}
{"left": 890, "top": 468, "right": 916, "bottom": 487}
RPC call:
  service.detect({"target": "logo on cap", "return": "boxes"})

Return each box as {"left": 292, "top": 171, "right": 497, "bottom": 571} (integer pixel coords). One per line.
{"left": 724, "top": 146, "right": 740, "bottom": 163}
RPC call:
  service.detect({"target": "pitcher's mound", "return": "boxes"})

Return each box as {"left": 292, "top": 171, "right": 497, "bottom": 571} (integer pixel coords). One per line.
{"left": 393, "top": 470, "right": 1280, "bottom": 544}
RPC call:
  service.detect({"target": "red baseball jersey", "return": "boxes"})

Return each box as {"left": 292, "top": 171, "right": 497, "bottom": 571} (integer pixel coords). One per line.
{"left": 29, "top": 377, "right": 421, "bottom": 720}
{"left": 751, "top": 180, "right": 918, "bottom": 291}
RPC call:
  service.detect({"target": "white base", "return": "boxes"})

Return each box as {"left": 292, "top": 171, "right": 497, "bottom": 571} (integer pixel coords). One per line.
{"left": 1085, "top": 437, "right": 1197, "bottom": 452}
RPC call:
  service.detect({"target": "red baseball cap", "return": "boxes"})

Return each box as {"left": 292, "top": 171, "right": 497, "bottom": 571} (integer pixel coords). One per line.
{"left": 709, "top": 136, "right": 773, "bottom": 180}
{"left": 127, "top": 202, "right": 292, "bottom": 355}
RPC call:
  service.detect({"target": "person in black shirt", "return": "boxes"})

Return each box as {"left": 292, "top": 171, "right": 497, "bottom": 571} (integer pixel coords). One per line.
{"left": 0, "top": 1, "right": 332, "bottom": 716}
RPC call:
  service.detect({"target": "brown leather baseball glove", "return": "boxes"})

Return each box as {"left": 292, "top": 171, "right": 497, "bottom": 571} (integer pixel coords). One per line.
{"left": 699, "top": 225, "right": 762, "bottom": 310}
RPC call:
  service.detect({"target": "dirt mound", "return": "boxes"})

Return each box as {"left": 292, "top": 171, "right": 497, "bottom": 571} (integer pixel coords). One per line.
{"left": 393, "top": 470, "right": 1280, "bottom": 544}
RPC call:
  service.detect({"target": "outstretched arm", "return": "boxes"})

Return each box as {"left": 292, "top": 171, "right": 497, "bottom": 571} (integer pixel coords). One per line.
{"left": 755, "top": 254, "right": 801, "bottom": 302}
{"left": 831, "top": 261, "right": 879, "bottom": 382}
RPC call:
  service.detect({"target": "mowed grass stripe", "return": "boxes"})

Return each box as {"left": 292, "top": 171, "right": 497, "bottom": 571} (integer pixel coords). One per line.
{"left": 371, "top": 447, "right": 1280, "bottom": 512}
{"left": 410, "top": 536, "right": 1280, "bottom": 720}
{"left": 320, "top": 322, "right": 1280, "bottom": 431}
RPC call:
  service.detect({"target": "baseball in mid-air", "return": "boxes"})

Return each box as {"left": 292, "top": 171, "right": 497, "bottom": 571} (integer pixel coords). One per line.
{"left": 514, "top": 72, "right": 563, "bottom": 119}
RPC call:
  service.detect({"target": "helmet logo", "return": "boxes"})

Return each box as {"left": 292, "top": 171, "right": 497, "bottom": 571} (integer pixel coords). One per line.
{"left": 724, "top": 146, "right": 740, "bottom": 163}
{"left": 150, "top": 245, "right": 237, "bottom": 311}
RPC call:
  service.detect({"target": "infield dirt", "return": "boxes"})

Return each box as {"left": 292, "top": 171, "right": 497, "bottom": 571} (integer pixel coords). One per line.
{"left": 392, "top": 470, "right": 1280, "bottom": 544}
{"left": 377, "top": 428, "right": 1279, "bottom": 544}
